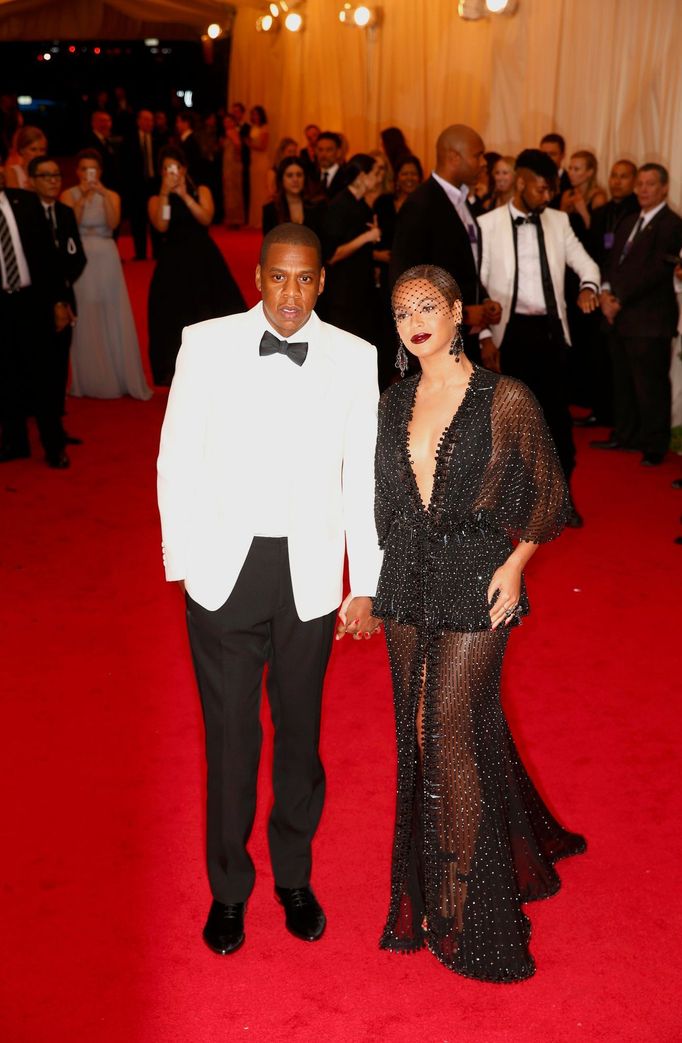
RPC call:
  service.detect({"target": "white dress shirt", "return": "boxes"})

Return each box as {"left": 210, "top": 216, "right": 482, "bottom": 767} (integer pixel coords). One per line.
{"left": 321, "top": 163, "right": 339, "bottom": 189}
{"left": 508, "top": 202, "right": 546, "bottom": 315}
{"left": 431, "top": 171, "right": 479, "bottom": 265}
{"left": 251, "top": 312, "right": 314, "bottom": 536}
{"left": 0, "top": 191, "right": 32, "bottom": 290}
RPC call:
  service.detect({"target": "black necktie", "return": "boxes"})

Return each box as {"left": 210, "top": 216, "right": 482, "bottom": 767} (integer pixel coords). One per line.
{"left": 259, "top": 330, "right": 308, "bottom": 367}
{"left": 511, "top": 212, "right": 560, "bottom": 334}
{"left": 619, "top": 215, "right": 644, "bottom": 264}
{"left": 46, "top": 205, "right": 58, "bottom": 245}
{"left": 321, "top": 171, "right": 328, "bottom": 188}
{"left": 0, "top": 205, "right": 22, "bottom": 292}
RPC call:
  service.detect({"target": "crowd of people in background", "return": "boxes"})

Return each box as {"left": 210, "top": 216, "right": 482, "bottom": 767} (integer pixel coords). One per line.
{"left": 1, "top": 88, "right": 681, "bottom": 540}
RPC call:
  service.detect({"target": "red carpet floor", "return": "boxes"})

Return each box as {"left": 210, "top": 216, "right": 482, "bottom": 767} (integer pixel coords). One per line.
{"left": 2, "top": 229, "right": 681, "bottom": 1043}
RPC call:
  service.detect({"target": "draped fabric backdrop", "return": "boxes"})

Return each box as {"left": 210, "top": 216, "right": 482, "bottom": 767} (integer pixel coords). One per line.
{"left": 229, "top": 0, "right": 682, "bottom": 206}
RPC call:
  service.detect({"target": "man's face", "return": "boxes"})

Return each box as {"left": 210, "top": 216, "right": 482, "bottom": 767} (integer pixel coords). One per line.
{"left": 315, "top": 138, "right": 338, "bottom": 171}
{"left": 231, "top": 104, "right": 245, "bottom": 123}
{"left": 305, "top": 125, "right": 320, "bottom": 147}
{"left": 540, "top": 140, "right": 564, "bottom": 168}
{"left": 255, "top": 243, "right": 325, "bottom": 337}
{"left": 92, "top": 112, "right": 112, "bottom": 138}
{"left": 635, "top": 169, "right": 667, "bottom": 211}
{"left": 609, "top": 163, "right": 636, "bottom": 201}
{"left": 449, "top": 136, "right": 486, "bottom": 187}
{"left": 137, "top": 110, "right": 154, "bottom": 134}
{"left": 154, "top": 112, "right": 168, "bottom": 132}
{"left": 30, "top": 160, "right": 62, "bottom": 202}
{"left": 517, "top": 171, "right": 553, "bottom": 213}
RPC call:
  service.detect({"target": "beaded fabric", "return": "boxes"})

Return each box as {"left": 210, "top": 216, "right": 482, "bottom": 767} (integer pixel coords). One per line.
{"left": 374, "top": 367, "right": 586, "bottom": 983}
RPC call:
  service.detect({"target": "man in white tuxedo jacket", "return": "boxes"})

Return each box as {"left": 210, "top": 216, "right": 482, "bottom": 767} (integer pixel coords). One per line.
{"left": 157, "top": 224, "right": 382, "bottom": 955}
{"left": 478, "top": 149, "right": 600, "bottom": 525}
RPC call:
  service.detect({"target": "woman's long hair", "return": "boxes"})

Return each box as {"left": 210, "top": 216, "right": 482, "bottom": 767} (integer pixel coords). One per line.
{"left": 272, "top": 156, "right": 309, "bottom": 224}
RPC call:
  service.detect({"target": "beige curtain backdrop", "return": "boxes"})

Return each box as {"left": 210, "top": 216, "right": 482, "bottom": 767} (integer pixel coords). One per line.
{"left": 229, "top": 0, "right": 682, "bottom": 206}
{"left": 0, "top": 0, "right": 236, "bottom": 39}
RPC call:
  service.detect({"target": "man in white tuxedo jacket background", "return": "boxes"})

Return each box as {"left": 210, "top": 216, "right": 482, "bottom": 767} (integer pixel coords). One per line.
{"left": 157, "top": 224, "right": 382, "bottom": 955}
{"left": 478, "top": 149, "right": 601, "bottom": 526}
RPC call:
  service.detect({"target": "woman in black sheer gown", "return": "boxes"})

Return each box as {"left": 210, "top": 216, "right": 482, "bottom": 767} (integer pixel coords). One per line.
{"left": 372, "top": 265, "right": 586, "bottom": 982}
{"left": 147, "top": 145, "right": 246, "bottom": 386}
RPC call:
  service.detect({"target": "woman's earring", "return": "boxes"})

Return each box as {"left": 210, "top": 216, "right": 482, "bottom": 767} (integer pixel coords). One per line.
{"left": 449, "top": 327, "right": 464, "bottom": 363}
{"left": 395, "top": 339, "right": 408, "bottom": 378}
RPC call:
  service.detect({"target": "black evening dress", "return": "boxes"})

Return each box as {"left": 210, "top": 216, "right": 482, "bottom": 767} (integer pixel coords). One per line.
{"left": 317, "top": 188, "right": 377, "bottom": 344}
{"left": 148, "top": 190, "right": 246, "bottom": 385}
{"left": 373, "top": 367, "right": 586, "bottom": 983}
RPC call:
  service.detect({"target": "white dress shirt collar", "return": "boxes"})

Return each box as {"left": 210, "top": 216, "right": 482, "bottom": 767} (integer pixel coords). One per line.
{"left": 431, "top": 171, "right": 468, "bottom": 210}
{"left": 639, "top": 201, "right": 666, "bottom": 228}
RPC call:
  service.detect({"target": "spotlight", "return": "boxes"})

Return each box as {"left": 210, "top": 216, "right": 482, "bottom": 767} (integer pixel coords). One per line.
{"left": 144, "top": 38, "right": 160, "bottom": 46}
{"left": 269, "top": 3, "right": 280, "bottom": 14}
{"left": 486, "top": 0, "right": 518, "bottom": 10}
{"left": 93, "top": 47, "right": 101, "bottom": 54}
{"left": 68, "top": 45, "right": 76, "bottom": 53}
{"left": 42, "top": 52, "right": 51, "bottom": 61}
{"left": 458, "top": 0, "right": 485, "bottom": 18}
{"left": 256, "top": 13, "right": 277, "bottom": 31}
{"left": 284, "top": 11, "right": 303, "bottom": 31}
{"left": 207, "top": 23, "right": 222, "bottom": 39}
{"left": 339, "top": 4, "right": 381, "bottom": 28}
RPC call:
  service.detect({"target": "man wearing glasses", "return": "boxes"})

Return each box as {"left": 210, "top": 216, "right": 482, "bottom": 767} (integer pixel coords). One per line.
{"left": 28, "top": 155, "right": 87, "bottom": 450}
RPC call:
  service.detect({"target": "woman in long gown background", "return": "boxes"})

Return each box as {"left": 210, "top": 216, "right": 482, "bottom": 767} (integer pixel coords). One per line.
{"left": 61, "top": 150, "right": 151, "bottom": 400}
{"left": 246, "top": 106, "right": 270, "bottom": 229}
{"left": 371, "top": 265, "right": 586, "bottom": 983}
{"left": 147, "top": 146, "right": 246, "bottom": 386}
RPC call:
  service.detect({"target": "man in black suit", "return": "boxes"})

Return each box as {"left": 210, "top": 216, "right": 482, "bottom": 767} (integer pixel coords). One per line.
{"left": 390, "top": 123, "right": 501, "bottom": 362}
{"left": 579, "top": 160, "right": 639, "bottom": 426}
{"left": 175, "top": 110, "right": 205, "bottom": 185}
{"left": 540, "top": 133, "right": 571, "bottom": 208}
{"left": 0, "top": 160, "right": 72, "bottom": 467}
{"left": 83, "top": 110, "right": 121, "bottom": 194}
{"left": 121, "top": 109, "right": 159, "bottom": 260}
{"left": 594, "top": 163, "right": 682, "bottom": 466}
{"left": 315, "top": 132, "right": 346, "bottom": 199}
{"left": 229, "top": 102, "right": 251, "bottom": 222}
{"left": 28, "top": 155, "right": 87, "bottom": 445}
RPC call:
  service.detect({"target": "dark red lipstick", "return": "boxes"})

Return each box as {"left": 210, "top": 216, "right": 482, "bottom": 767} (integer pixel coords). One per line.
{"left": 411, "top": 333, "right": 431, "bottom": 344}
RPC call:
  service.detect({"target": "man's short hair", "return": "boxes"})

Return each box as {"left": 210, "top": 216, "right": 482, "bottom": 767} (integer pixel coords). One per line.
{"left": 28, "top": 154, "right": 58, "bottom": 178}
{"left": 638, "top": 162, "right": 669, "bottom": 185}
{"left": 540, "top": 132, "right": 565, "bottom": 153}
{"left": 317, "top": 131, "right": 342, "bottom": 149}
{"left": 259, "top": 222, "right": 323, "bottom": 268}
{"left": 613, "top": 159, "right": 637, "bottom": 176}
{"left": 515, "top": 148, "right": 559, "bottom": 184}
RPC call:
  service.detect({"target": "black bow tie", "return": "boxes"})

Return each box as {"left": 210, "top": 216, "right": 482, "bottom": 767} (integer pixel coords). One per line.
{"left": 259, "top": 330, "right": 308, "bottom": 367}
{"left": 514, "top": 213, "right": 539, "bottom": 226}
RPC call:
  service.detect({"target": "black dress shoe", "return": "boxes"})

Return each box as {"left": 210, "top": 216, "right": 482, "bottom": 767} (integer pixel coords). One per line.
{"left": 45, "top": 451, "right": 70, "bottom": 469}
{"left": 589, "top": 437, "right": 627, "bottom": 450}
{"left": 275, "top": 885, "right": 326, "bottom": 942}
{"left": 641, "top": 452, "right": 664, "bottom": 467}
{"left": 202, "top": 900, "right": 245, "bottom": 955}
{"left": 573, "top": 413, "right": 598, "bottom": 427}
{"left": 565, "top": 499, "right": 584, "bottom": 528}
{"left": 0, "top": 446, "right": 31, "bottom": 462}
{"left": 64, "top": 434, "right": 83, "bottom": 446}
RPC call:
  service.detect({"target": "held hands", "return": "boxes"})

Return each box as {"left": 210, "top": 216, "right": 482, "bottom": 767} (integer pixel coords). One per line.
{"left": 487, "top": 560, "right": 522, "bottom": 630}
{"left": 577, "top": 288, "right": 599, "bottom": 314}
{"left": 599, "top": 291, "right": 621, "bottom": 325}
{"left": 336, "top": 594, "right": 382, "bottom": 641}
{"left": 481, "top": 298, "right": 502, "bottom": 325}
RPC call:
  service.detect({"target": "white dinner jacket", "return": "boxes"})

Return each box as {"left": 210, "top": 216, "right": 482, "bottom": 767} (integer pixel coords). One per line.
{"left": 157, "top": 303, "right": 383, "bottom": 620}
{"left": 478, "top": 205, "right": 600, "bottom": 347}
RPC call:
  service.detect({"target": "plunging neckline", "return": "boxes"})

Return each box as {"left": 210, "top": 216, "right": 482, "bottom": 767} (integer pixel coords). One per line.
{"left": 404, "top": 366, "right": 477, "bottom": 513}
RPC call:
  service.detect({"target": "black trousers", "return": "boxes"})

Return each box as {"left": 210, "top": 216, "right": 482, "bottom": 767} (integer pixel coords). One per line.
{"left": 186, "top": 537, "right": 336, "bottom": 904}
{"left": 609, "top": 333, "right": 671, "bottom": 456}
{"left": 500, "top": 314, "right": 576, "bottom": 479}
{"left": 0, "top": 287, "right": 65, "bottom": 457}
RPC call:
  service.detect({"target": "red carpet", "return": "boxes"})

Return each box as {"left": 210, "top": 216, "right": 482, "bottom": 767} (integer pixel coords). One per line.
{"left": 2, "top": 229, "right": 681, "bottom": 1043}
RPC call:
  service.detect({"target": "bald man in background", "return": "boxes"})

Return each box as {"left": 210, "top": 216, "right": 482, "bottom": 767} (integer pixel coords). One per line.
{"left": 390, "top": 123, "right": 501, "bottom": 363}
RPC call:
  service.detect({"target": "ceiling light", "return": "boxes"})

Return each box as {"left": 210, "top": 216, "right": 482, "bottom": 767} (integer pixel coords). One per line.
{"left": 207, "top": 23, "right": 222, "bottom": 39}
{"left": 284, "top": 11, "right": 303, "bottom": 31}
{"left": 353, "top": 5, "right": 371, "bottom": 25}
{"left": 256, "top": 13, "right": 277, "bottom": 31}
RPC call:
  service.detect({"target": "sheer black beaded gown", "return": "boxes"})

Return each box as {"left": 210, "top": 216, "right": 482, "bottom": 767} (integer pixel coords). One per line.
{"left": 373, "top": 366, "right": 586, "bottom": 983}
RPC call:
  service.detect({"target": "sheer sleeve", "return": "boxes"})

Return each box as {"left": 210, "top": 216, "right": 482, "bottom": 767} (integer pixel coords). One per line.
{"left": 475, "top": 377, "right": 569, "bottom": 543}
{"left": 374, "top": 389, "right": 397, "bottom": 548}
